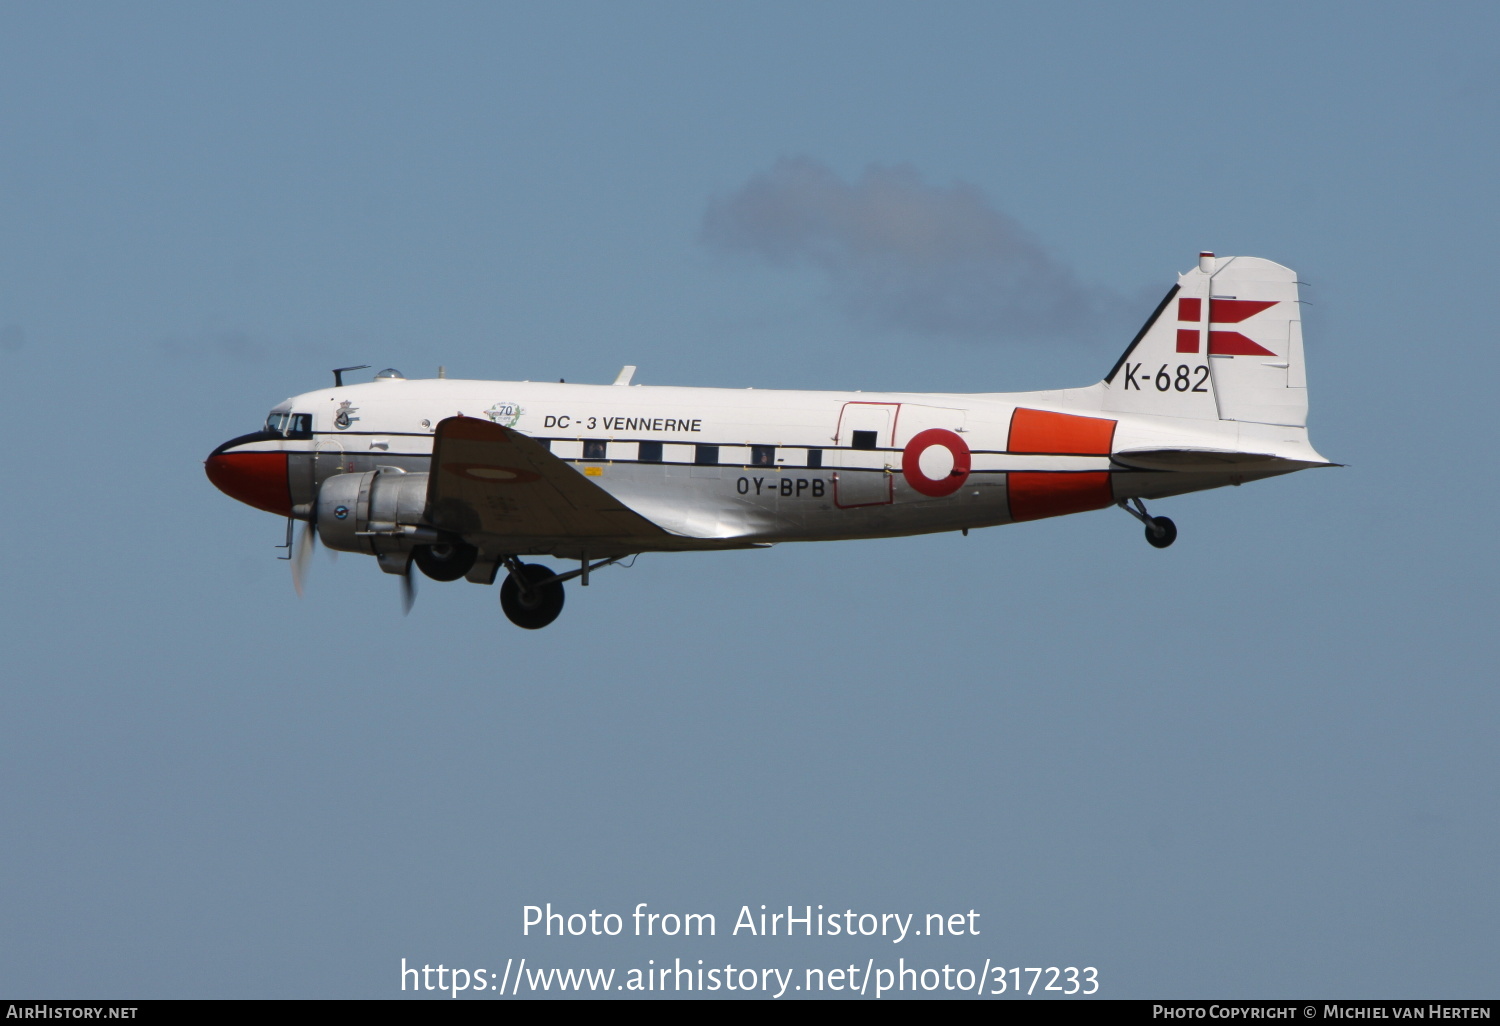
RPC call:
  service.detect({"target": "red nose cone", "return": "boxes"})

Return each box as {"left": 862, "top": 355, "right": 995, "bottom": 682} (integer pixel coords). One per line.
{"left": 205, "top": 451, "right": 292, "bottom": 516}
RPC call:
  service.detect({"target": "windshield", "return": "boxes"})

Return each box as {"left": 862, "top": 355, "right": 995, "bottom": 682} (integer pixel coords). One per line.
{"left": 263, "top": 412, "right": 313, "bottom": 439}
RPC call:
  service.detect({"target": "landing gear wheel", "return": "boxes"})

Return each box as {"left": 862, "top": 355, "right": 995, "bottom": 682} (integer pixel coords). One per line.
{"left": 500, "top": 563, "right": 565, "bottom": 629}
{"left": 1145, "top": 516, "right": 1177, "bottom": 549}
{"left": 412, "top": 541, "right": 478, "bottom": 582}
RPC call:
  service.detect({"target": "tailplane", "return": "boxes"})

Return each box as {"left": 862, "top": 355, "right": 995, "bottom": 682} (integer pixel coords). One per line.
{"left": 1102, "top": 253, "right": 1307, "bottom": 427}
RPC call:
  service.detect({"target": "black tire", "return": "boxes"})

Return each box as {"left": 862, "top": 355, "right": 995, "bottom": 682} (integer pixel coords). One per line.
{"left": 1145, "top": 516, "right": 1177, "bottom": 549}
{"left": 500, "top": 563, "right": 565, "bottom": 629}
{"left": 412, "top": 541, "right": 479, "bottom": 582}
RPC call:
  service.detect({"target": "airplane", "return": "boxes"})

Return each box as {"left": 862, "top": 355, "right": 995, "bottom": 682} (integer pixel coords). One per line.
{"left": 206, "top": 252, "right": 1333, "bottom": 628}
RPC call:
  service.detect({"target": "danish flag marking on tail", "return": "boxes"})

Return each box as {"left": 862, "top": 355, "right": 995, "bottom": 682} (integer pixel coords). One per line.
{"left": 1207, "top": 330, "right": 1276, "bottom": 356}
{"left": 1175, "top": 297, "right": 1278, "bottom": 357}
{"left": 1209, "top": 299, "right": 1278, "bottom": 323}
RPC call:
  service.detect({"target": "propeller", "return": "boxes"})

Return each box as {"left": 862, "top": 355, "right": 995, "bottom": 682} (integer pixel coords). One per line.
{"left": 291, "top": 514, "right": 413, "bottom": 613}
{"left": 291, "top": 520, "right": 317, "bottom": 597}
{"left": 400, "top": 563, "right": 417, "bottom": 615}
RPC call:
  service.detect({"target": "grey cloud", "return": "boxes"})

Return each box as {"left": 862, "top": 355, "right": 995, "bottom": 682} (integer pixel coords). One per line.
{"left": 701, "top": 157, "right": 1123, "bottom": 342}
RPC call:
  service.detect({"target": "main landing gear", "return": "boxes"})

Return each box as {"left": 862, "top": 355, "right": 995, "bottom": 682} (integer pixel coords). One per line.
{"left": 1118, "top": 498, "right": 1177, "bottom": 549}
{"left": 497, "top": 555, "right": 630, "bottom": 629}
{"left": 500, "top": 561, "right": 566, "bottom": 629}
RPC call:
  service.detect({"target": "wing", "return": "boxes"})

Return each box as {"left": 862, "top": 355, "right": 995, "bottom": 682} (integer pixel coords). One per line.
{"left": 424, "top": 416, "right": 671, "bottom": 547}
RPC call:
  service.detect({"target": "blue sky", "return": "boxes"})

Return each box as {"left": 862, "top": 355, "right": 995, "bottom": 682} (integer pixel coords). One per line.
{"left": 1, "top": 1, "right": 1495, "bottom": 998}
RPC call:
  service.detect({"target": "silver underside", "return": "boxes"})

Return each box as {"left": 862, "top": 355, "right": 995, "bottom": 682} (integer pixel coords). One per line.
{"left": 289, "top": 451, "right": 1285, "bottom": 560}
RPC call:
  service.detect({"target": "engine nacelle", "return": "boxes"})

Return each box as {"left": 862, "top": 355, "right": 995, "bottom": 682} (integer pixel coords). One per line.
{"left": 315, "top": 468, "right": 437, "bottom": 556}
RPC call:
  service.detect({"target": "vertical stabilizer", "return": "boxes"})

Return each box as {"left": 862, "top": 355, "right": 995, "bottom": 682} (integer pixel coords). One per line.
{"left": 1103, "top": 254, "right": 1307, "bottom": 427}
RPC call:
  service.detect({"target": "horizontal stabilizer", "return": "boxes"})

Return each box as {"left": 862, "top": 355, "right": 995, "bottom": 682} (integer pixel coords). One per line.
{"left": 1112, "top": 447, "right": 1337, "bottom": 474}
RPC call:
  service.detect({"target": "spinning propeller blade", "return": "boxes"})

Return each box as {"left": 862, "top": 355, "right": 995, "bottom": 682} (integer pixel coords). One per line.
{"left": 400, "top": 567, "right": 417, "bottom": 615}
{"left": 291, "top": 521, "right": 316, "bottom": 597}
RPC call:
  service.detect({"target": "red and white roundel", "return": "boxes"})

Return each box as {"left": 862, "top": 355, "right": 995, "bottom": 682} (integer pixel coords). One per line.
{"left": 901, "top": 429, "right": 970, "bottom": 497}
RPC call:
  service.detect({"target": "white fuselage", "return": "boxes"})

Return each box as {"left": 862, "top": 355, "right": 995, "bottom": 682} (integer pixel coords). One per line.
{"left": 224, "top": 374, "right": 1318, "bottom": 551}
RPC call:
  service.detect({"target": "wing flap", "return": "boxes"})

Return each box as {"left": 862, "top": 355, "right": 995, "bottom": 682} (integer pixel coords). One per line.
{"left": 424, "top": 417, "right": 670, "bottom": 542}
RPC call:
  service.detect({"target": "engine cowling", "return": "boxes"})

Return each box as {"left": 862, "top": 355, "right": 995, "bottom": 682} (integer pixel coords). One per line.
{"left": 315, "top": 468, "right": 437, "bottom": 555}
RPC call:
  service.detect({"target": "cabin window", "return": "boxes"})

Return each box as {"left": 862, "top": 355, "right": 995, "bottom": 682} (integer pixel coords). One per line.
{"left": 583, "top": 439, "right": 607, "bottom": 460}
{"left": 851, "top": 430, "right": 877, "bottom": 450}
{"left": 750, "top": 445, "right": 775, "bottom": 467}
{"left": 638, "top": 441, "right": 663, "bottom": 463}
{"left": 694, "top": 444, "right": 719, "bottom": 466}
{"left": 807, "top": 448, "right": 823, "bottom": 468}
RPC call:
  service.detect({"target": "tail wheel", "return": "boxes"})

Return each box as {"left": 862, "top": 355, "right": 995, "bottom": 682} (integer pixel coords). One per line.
{"left": 412, "top": 541, "right": 478, "bottom": 582}
{"left": 500, "top": 563, "right": 565, "bottom": 629}
{"left": 1145, "top": 516, "right": 1177, "bottom": 549}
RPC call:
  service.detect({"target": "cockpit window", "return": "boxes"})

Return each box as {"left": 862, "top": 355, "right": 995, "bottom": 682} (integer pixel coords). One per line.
{"left": 264, "top": 412, "right": 313, "bottom": 439}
